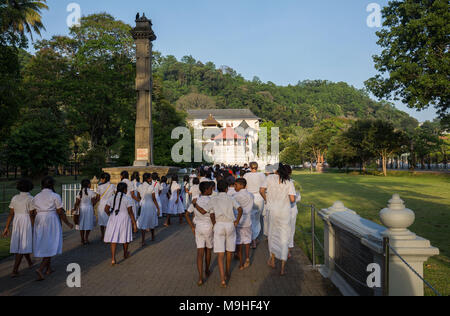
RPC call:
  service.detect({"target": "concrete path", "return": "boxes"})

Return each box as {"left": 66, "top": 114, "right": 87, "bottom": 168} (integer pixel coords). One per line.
{"left": 0, "top": 218, "right": 339, "bottom": 296}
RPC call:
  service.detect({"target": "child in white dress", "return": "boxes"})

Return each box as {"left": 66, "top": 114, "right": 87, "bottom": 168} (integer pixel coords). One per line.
{"left": 104, "top": 182, "right": 138, "bottom": 265}
{"left": 152, "top": 173, "right": 163, "bottom": 219}
{"left": 2, "top": 179, "right": 35, "bottom": 277}
{"left": 165, "top": 175, "right": 184, "bottom": 226}
{"left": 182, "top": 175, "right": 190, "bottom": 212}
{"left": 137, "top": 174, "right": 160, "bottom": 246}
{"left": 96, "top": 173, "right": 116, "bottom": 241}
{"left": 32, "top": 176, "right": 73, "bottom": 281}
{"left": 185, "top": 181, "right": 214, "bottom": 286}
{"left": 160, "top": 176, "right": 169, "bottom": 216}
{"left": 120, "top": 171, "right": 139, "bottom": 220}
{"left": 73, "top": 179, "right": 99, "bottom": 245}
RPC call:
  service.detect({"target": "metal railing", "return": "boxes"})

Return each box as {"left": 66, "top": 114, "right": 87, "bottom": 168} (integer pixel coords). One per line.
{"left": 297, "top": 203, "right": 442, "bottom": 296}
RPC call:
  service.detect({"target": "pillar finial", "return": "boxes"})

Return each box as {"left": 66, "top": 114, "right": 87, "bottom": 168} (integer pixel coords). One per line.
{"left": 380, "top": 194, "right": 416, "bottom": 239}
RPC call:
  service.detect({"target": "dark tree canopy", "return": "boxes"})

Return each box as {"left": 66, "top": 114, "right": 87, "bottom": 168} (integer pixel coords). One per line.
{"left": 365, "top": 0, "right": 449, "bottom": 122}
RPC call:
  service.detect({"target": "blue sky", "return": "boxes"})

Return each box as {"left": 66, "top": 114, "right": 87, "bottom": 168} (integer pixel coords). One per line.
{"left": 29, "top": 0, "right": 438, "bottom": 122}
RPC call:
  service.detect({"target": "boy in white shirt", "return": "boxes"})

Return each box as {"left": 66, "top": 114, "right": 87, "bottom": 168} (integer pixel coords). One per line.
{"left": 196, "top": 180, "right": 243, "bottom": 288}
{"left": 185, "top": 182, "right": 214, "bottom": 286}
{"left": 233, "top": 178, "right": 254, "bottom": 270}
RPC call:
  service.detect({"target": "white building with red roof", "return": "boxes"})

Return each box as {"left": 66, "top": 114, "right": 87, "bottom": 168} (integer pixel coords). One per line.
{"left": 187, "top": 109, "right": 261, "bottom": 165}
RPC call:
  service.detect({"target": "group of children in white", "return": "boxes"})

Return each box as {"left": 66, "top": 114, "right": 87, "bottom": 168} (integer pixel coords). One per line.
{"left": 2, "top": 162, "right": 301, "bottom": 288}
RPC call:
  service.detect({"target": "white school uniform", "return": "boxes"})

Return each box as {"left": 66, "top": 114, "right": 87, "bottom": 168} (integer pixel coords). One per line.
{"left": 122, "top": 179, "right": 138, "bottom": 219}
{"left": 227, "top": 187, "right": 236, "bottom": 197}
{"left": 137, "top": 182, "right": 158, "bottom": 230}
{"left": 32, "top": 189, "right": 64, "bottom": 258}
{"left": 168, "top": 182, "right": 184, "bottom": 215}
{"left": 160, "top": 183, "right": 169, "bottom": 214}
{"left": 96, "top": 182, "right": 116, "bottom": 227}
{"left": 206, "top": 193, "right": 240, "bottom": 253}
{"left": 290, "top": 188, "right": 301, "bottom": 248}
{"left": 187, "top": 196, "right": 213, "bottom": 249}
{"left": 104, "top": 193, "right": 134, "bottom": 244}
{"left": 189, "top": 184, "right": 200, "bottom": 201}
{"left": 9, "top": 193, "right": 33, "bottom": 254}
{"left": 234, "top": 189, "right": 254, "bottom": 245}
{"left": 189, "top": 174, "right": 196, "bottom": 187}
{"left": 152, "top": 181, "right": 163, "bottom": 218}
{"left": 263, "top": 175, "right": 296, "bottom": 261}
{"left": 182, "top": 181, "right": 190, "bottom": 211}
{"left": 244, "top": 172, "right": 266, "bottom": 240}
{"left": 77, "top": 188, "right": 97, "bottom": 231}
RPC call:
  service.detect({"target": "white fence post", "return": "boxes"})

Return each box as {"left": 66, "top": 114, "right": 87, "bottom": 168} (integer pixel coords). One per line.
{"left": 380, "top": 194, "right": 440, "bottom": 296}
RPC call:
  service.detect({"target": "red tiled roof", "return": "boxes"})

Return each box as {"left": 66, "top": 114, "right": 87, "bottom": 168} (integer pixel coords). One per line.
{"left": 214, "top": 127, "right": 244, "bottom": 140}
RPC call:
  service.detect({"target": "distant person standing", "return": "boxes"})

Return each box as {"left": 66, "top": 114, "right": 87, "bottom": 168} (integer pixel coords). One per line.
{"left": 32, "top": 176, "right": 74, "bottom": 281}
{"left": 260, "top": 164, "right": 296, "bottom": 276}
{"left": 244, "top": 162, "right": 266, "bottom": 248}
{"left": 151, "top": 173, "right": 163, "bottom": 220}
{"left": 182, "top": 175, "right": 190, "bottom": 213}
{"left": 160, "top": 176, "right": 169, "bottom": 216}
{"left": 285, "top": 165, "right": 301, "bottom": 259}
{"left": 96, "top": 173, "right": 116, "bottom": 242}
{"left": 131, "top": 172, "right": 142, "bottom": 217}
{"left": 73, "top": 179, "right": 99, "bottom": 245}
{"left": 120, "top": 171, "right": 139, "bottom": 220}
{"left": 2, "top": 179, "right": 35, "bottom": 277}
{"left": 165, "top": 175, "right": 184, "bottom": 226}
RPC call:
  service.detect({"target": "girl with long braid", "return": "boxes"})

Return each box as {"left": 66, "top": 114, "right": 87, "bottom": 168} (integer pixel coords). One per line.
{"left": 104, "top": 183, "right": 138, "bottom": 266}
{"left": 73, "top": 179, "right": 99, "bottom": 245}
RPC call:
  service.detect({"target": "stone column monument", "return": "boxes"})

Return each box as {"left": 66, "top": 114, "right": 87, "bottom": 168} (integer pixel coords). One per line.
{"left": 132, "top": 13, "right": 156, "bottom": 166}
{"left": 103, "top": 13, "right": 179, "bottom": 184}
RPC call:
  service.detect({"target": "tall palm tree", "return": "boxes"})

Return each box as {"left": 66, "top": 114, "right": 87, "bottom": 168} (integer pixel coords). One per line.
{"left": 0, "top": 0, "right": 48, "bottom": 39}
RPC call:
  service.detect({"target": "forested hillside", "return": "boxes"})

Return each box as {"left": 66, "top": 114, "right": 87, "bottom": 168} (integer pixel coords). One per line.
{"left": 152, "top": 54, "right": 418, "bottom": 131}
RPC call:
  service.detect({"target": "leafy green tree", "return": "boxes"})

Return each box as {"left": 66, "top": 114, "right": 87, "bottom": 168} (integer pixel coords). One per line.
{"left": 0, "top": 43, "right": 21, "bottom": 140}
{"left": 344, "top": 120, "right": 377, "bottom": 173}
{"left": 327, "top": 134, "right": 357, "bottom": 170}
{"left": 5, "top": 108, "right": 70, "bottom": 177}
{"left": 366, "top": 120, "right": 407, "bottom": 176}
{"left": 301, "top": 118, "right": 346, "bottom": 168}
{"left": 365, "top": 0, "right": 449, "bottom": 122}
{"left": 412, "top": 120, "right": 443, "bottom": 169}
{"left": 28, "top": 13, "right": 136, "bottom": 164}
{"left": 176, "top": 92, "right": 216, "bottom": 111}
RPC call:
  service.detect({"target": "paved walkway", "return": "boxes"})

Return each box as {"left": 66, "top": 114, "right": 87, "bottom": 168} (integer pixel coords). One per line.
{"left": 0, "top": 217, "right": 339, "bottom": 296}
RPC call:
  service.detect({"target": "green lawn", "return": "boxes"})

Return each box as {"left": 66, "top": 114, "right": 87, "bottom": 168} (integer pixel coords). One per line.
{"left": 292, "top": 170, "right": 450, "bottom": 296}
{"left": 0, "top": 176, "right": 80, "bottom": 260}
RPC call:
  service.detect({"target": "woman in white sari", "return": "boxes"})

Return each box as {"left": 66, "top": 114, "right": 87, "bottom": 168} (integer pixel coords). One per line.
{"left": 260, "top": 163, "right": 296, "bottom": 276}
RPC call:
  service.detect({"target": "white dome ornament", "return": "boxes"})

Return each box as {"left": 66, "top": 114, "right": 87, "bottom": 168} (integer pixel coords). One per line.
{"left": 380, "top": 194, "right": 416, "bottom": 240}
